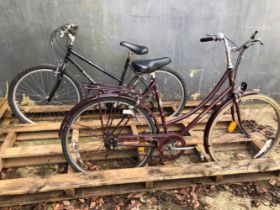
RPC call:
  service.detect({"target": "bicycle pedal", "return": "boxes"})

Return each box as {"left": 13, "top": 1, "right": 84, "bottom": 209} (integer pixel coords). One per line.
{"left": 195, "top": 146, "right": 205, "bottom": 161}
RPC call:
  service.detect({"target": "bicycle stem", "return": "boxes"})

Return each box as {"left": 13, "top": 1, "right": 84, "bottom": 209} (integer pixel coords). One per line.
{"left": 224, "top": 38, "right": 234, "bottom": 69}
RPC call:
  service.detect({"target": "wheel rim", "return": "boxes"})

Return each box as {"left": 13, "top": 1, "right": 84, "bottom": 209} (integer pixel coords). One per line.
{"left": 208, "top": 95, "right": 280, "bottom": 161}
{"left": 64, "top": 99, "right": 155, "bottom": 172}
{"left": 133, "top": 70, "right": 185, "bottom": 117}
{"left": 12, "top": 69, "right": 81, "bottom": 123}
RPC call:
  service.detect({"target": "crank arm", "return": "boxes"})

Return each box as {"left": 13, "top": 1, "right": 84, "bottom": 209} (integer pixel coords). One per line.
{"left": 172, "top": 146, "right": 195, "bottom": 151}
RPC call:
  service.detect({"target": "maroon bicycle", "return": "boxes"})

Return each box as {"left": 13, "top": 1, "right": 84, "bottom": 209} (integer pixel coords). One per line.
{"left": 60, "top": 31, "right": 280, "bottom": 172}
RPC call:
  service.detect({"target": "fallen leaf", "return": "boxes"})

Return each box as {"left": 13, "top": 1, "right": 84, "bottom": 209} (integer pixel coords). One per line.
{"left": 114, "top": 205, "right": 121, "bottom": 210}
{"left": 53, "top": 203, "right": 62, "bottom": 210}
{"left": 146, "top": 197, "right": 157, "bottom": 205}
{"left": 269, "top": 178, "right": 277, "bottom": 186}
{"left": 179, "top": 188, "right": 189, "bottom": 195}
{"left": 193, "top": 200, "right": 200, "bottom": 209}
{"left": 0, "top": 171, "right": 6, "bottom": 180}
{"left": 90, "top": 201, "right": 96, "bottom": 208}
{"left": 175, "top": 194, "right": 184, "bottom": 201}
{"left": 251, "top": 199, "right": 261, "bottom": 207}
{"left": 62, "top": 200, "right": 71, "bottom": 206}
{"left": 94, "top": 197, "right": 104, "bottom": 207}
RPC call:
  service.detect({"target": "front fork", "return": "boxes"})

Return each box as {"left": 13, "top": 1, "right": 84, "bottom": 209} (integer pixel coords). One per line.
{"left": 46, "top": 63, "right": 65, "bottom": 102}
{"left": 231, "top": 83, "right": 251, "bottom": 137}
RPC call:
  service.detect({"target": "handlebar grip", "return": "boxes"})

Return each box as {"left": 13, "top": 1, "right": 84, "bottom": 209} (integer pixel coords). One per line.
{"left": 250, "top": 30, "right": 258, "bottom": 39}
{"left": 200, "top": 37, "right": 215, "bottom": 42}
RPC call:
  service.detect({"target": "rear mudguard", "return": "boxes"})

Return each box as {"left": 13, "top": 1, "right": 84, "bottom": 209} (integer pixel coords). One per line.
{"left": 59, "top": 93, "right": 160, "bottom": 137}
{"left": 203, "top": 90, "right": 259, "bottom": 154}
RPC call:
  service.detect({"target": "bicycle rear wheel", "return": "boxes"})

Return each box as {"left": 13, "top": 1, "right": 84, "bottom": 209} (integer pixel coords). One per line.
{"left": 8, "top": 65, "right": 83, "bottom": 123}
{"left": 132, "top": 67, "right": 187, "bottom": 117}
{"left": 61, "top": 97, "right": 156, "bottom": 172}
{"left": 205, "top": 94, "right": 280, "bottom": 161}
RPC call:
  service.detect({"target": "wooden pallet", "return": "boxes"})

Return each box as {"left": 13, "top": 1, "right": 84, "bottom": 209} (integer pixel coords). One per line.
{"left": 0, "top": 97, "right": 279, "bottom": 207}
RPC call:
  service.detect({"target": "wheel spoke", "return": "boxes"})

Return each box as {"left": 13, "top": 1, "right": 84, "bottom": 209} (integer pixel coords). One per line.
{"left": 10, "top": 68, "right": 81, "bottom": 123}
{"left": 62, "top": 98, "right": 155, "bottom": 172}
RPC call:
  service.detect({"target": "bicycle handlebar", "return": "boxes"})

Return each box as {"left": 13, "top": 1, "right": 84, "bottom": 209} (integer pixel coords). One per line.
{"left": 200, "top": 31, "right": 263, "bottom": 51}
{"left": 200, "top": 31, "right": 263, "bottom": 69}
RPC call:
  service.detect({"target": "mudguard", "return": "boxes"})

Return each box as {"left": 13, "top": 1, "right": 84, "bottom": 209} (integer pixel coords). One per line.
{"left": 203, "top": 90, "right": 259, "bottom": 154}
{"left": 59, "top": 93, "right": 160, "bottom": 137}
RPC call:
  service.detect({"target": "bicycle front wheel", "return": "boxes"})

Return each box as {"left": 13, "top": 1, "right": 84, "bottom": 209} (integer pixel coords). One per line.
{"left": 8, "top": 65, "right": 83, "bottom": 123}
{"left": 61, "top": 97, "right": 156, "bottom": 172}
{"left": 206, "top": 94, "right": 280, "bottom": 161}
{"left": 133, "top": 67, "right": 187, "bottom": 117}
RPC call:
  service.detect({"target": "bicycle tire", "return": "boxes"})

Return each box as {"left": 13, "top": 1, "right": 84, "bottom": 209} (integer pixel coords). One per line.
{"left": 8, "top": 65, "right": 83, "bottom": 123}
{"left": 205, "top": 94, "right": 280, "bottom": 161}
{"left": 133, "top": 67, "right": 187, "bottom": 116}
{"left": 61, "top": 96, "right": 156, "bottom": 172}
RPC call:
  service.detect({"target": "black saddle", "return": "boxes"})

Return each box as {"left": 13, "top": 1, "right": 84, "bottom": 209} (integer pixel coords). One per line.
{"left": 120, "top": 41, "right": 148, "bottom": 55}
{"left": 131, "top": 57, "right": 171, "bottom": 74}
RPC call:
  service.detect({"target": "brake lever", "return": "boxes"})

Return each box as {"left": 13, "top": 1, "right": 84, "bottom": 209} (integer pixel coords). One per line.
{"left": 252, "top": 39, "right": 264, "bottom": 46}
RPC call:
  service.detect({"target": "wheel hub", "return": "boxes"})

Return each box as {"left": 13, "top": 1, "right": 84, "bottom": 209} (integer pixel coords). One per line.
{"left": 104, "top": 136, "right": 117, "bottom": 150}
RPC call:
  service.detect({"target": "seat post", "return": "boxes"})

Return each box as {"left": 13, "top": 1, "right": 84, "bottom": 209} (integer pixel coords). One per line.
{"left": 120, "top": 50, "right": 134, "bottom": 85}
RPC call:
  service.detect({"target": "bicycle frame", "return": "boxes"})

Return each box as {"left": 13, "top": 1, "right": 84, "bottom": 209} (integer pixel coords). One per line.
{"left": 47, "top": 45, "right": 140, "bottom": 101}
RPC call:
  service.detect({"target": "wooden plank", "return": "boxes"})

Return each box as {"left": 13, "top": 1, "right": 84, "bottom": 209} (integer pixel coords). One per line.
{"left": 18, "top": 101, "right": 203, "bottom": 113}
{"left": 0, "top": 113, "right": 231, "bottom": 134}
{"left": 0, "top": 122, "right": 61, "bottom": 134}
{"left": 17, "top": 131, "right": 60, "bottom": 140}
{"left": 0, "top": 142, "right": 135, "bottom": 159}
{"left": 0, "top": 133, "right": 17, "bottom": 153}
{"left": 20, "top": 105, "right": 74, "bottom": 113}
{"left": 210, "top": 132, "right": 264, "bottom": 145}
{"left": 0, "top": 120, "right": 140, "bottom": 134}
{"left": 0, "top": 157, "right": 279, "bottom": 196}
{"left": 4, "top": 155, "right": 67, "bottom": 168}
{"left": 0, "top": 132, "right": 16, "bottom": 171}
{"left": 0, "top": 171, "right": 278, "bottom": 208}
{"left": 2, "top": 134, "right": 203, "bottom": 158}
{"left": 14, "top": 123, "right": 197, "bottom": 141}
{"left": 131, "top": 123, "right": 154, "bottom": 189}
{"left": 0, "top": 98, "right": 7, "bottom": 110}
{"left": 0, "top": 98, "right": 8, "bottom": 120}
